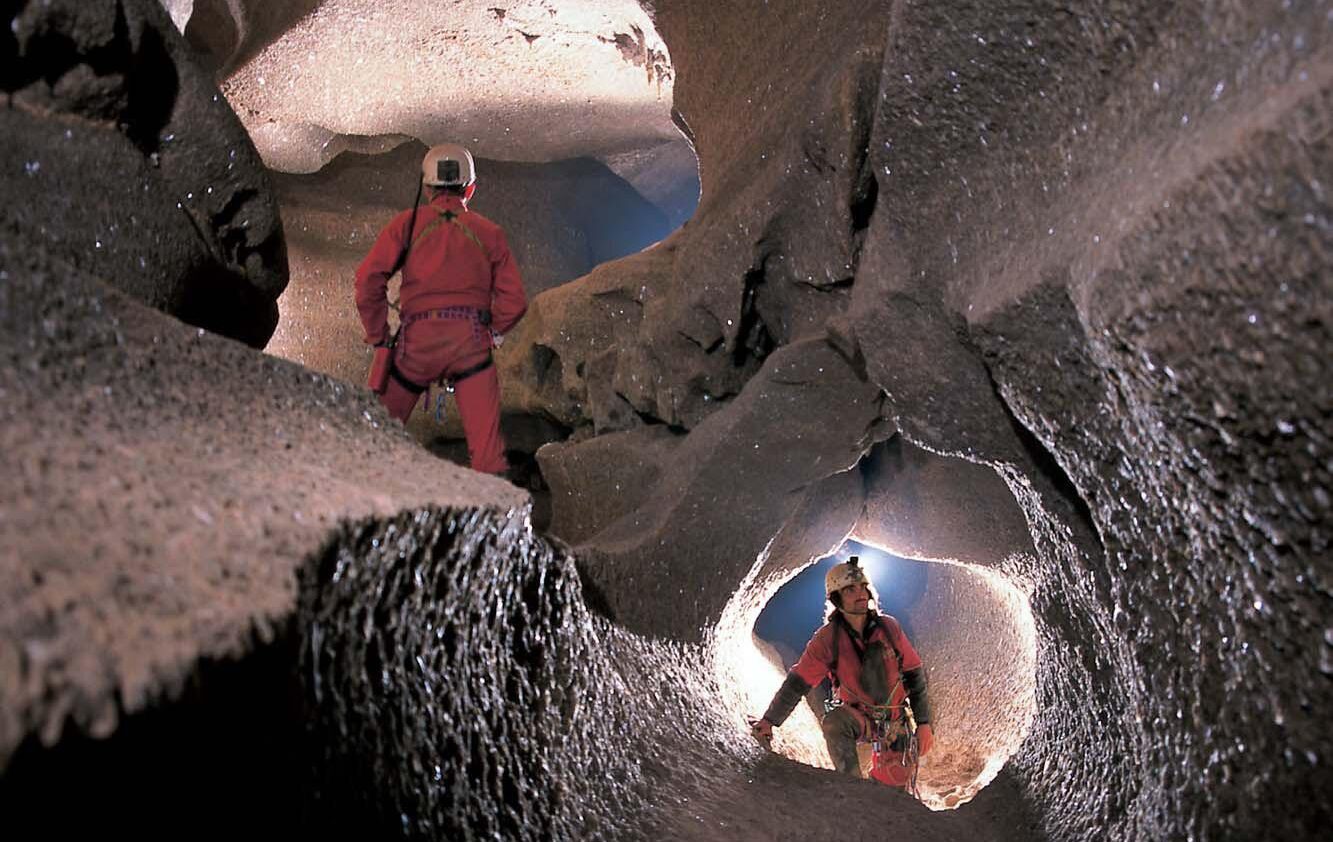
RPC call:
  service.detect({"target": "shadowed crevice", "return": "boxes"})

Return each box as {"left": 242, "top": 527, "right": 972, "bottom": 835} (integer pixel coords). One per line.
{"left": 0, "top": 627, "right": 308, "bottom": 838}
{"left": 732, "top": 265, "right": 776, "bottom": 367}
{"left": 4, "top": 2, "right": 179, "bottom": 158}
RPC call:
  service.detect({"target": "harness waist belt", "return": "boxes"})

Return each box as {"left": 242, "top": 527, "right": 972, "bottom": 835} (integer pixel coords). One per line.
{"left": 403, "top": 306, "right": 492, "bottom": 326}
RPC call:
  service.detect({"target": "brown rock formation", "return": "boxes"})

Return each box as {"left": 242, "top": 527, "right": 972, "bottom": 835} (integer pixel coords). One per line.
{"left": 180, "top": 0, "right": 685, "bottom": 180}
{"left": 0, "top": 233, "right": 525, "bottom": 766}
{"left": 1, "top": 0, "right": 288, "bottom": 347}
{"left": 524, "top": 0, "right": 1332, "bottom": 838}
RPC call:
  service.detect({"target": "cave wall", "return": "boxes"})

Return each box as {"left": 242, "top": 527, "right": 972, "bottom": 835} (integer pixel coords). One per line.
{"left": 1, "top": 0, "right": 288, "bottom": 348}
{"left": 522, "top": 0, "right": 1331, "bottom": 839}
{"left": 0, "top": 223, "right": 526, "bottom": 769}
{"left": 1, "top": 0, "right": 1329, "bottom": 839}
{"left": 906, "top": 561, "right": 1039, "bottom": 811}
{"left": 0, "top": 5, "right": 1032, "bottom": 839}
{"left": 858, "top": 3, "right": 1331, "bottom": 838}
{"left": 854, "top": 437, "right": 1038, "bottom": 565}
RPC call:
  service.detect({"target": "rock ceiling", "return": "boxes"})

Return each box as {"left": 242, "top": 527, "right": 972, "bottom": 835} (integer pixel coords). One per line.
{"left": 168, "top": 0, "right": 683, "bottom": 175}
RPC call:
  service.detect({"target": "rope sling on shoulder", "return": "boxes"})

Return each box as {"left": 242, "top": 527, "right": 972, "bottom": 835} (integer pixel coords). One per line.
{"left": 409, "top": 206, "right": 489, "bottom": 254}
{"left": 367, "top": 180, "right": 424, "bottom": 394}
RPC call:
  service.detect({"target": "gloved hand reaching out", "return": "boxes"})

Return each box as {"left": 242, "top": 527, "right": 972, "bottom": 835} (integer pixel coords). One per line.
{"left": 748, "top": 716, "right": 773, "bottom": 748}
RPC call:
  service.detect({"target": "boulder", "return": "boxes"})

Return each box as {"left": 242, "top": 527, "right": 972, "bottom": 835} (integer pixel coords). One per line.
{"left": 1, "top": 0, "right": 288, "bottom": 347}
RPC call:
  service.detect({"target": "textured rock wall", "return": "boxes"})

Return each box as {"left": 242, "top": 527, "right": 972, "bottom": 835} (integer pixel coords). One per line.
{"left": 182, "top": 0, "right": 684, "bottom": 180}
{"left": 2, "top": 0, "right": 288, "bottom": 348}
{"left": 520, "top": 0, "right": 1331, "bottom": 839}
{"left": 0, "top": 240, "right": 1040, "bottom": 842}
{"left": 3, "top": 0, "right": 1329, "bottom": 839}
{"left": 906, "top": 561, "right": 1039, "bottom": 810}
{"left": 858, "top": 2, "right": 1331, "bottom": 838}
{"left": 301, "top": 505, "right": 1045, "bottom": 841}
{"left": 0, "top": 229, "right": 524, "bottom": 769}
{"left": 497, "top": 0, "right": 890, "bottom": 437}
{"left": 855, "top": 438, "right": 1038, "bottom": 565}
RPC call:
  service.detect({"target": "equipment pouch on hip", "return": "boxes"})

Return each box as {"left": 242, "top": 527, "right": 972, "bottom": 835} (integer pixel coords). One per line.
{"left": 368, "top": 345, "right": 392, "bottom": 394}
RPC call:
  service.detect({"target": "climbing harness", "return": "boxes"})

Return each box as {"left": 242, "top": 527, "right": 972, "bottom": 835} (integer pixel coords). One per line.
{"left": 825, "top": 612, "right": 906, "bottom": 704}
{"left": 370, "top": 156, "right": 497, "bottom": 403}
{"left": 824, "top": 613, "right": 923, "bottom": 796}
{"left": 865, "top": 695, "right": 923, "bottom": 798}
{"left": 390, "top": 303, "right": 496, "bottom": 418}
{"left": 867, "top": 695, "right": 910, "bottom": 756}
{"left": 403, "top": 305, "right": 493, "bottom": 337}
{"left": 416, "top": 351, "right": 496, "bottom": 421}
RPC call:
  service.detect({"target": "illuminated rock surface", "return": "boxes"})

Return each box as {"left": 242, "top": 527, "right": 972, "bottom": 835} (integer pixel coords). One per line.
{"left": 1, "top": 0, "right": 288, "bottom": 347}
{"left": 186, "top": 0, "right": 683, "bottom": 174}
{"left": 1, "top": 0, "right": 1330, "bottom": 840}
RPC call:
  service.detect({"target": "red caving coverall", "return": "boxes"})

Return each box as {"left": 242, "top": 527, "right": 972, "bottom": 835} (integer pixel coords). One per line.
{"left": 355, "top": 194, "right": 527, "bottom": 474}
{"left": 787, "top": 612, "right": 926, "bottom": 786}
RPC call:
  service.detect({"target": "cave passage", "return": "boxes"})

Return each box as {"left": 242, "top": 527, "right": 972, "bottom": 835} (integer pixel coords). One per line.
{"left": 722, "top": 530, "right": 1039, "bottom": 812}
{"left": 176, "top": 0, "right": 703, "bottom": 489}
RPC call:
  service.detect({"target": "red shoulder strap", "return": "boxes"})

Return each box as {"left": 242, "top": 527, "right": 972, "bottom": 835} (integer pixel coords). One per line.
{"left": 828, "top": 618, "right": 842, "bottom": 689}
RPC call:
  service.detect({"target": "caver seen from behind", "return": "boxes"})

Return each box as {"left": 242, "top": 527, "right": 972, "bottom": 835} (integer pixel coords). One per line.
{"left": 355, "top": 144, "right": 527, "bottom": 475}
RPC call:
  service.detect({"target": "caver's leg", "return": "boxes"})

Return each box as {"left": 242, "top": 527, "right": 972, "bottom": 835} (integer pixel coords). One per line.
{"left": 451, "top": 361, "right": 507, "bottom": 475}
{"left": 378, "top": 372, "right": 424, "bottom": 422}
{"left": 821, "top": 707, "right": 864, "bottom": 776}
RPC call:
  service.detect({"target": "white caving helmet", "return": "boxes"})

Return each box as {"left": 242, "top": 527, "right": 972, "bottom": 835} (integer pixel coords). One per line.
{"left": 825, "top": 555, "right": 871, "bottom": 599}
{"left": 421, "top": 143, "right": 477, "bottom": 190}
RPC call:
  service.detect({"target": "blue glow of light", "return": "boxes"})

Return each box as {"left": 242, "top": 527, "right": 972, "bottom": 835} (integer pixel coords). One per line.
{"left": 753, "top": 540, "right": 928, "bottom": 664}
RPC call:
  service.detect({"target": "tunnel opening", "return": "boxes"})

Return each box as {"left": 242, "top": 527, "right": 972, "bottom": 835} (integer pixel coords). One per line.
{"left": 747, "top": 539, "right": 1037, "bottom": 810}
{"left": 752, "top": 540, "right": 929, "bottom": 699}
{"left": 711, "top": 439, "right": 1041, "bottom": 812}
{"left": 259, "top": 139, "right": 699, "bottom": 533}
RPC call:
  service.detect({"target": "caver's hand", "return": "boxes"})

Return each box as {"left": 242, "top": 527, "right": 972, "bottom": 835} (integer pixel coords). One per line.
{"left": 748, "top": 716, "right": 773, "bottom": 748}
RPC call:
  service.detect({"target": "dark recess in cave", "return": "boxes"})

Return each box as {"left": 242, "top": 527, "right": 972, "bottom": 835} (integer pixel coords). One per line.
{"left": 0, "top": 630, "right": 309, "bottom": 839}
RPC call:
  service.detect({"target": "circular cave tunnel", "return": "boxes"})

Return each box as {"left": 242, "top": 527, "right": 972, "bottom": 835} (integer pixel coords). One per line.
{"left": 711, "top": 438, "right": 1040, "bottom": 814}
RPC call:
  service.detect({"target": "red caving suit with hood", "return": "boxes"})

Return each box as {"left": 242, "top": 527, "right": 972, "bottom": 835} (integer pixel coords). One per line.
{"left": 355, "top": 193, "right": 527, "bottom": 474}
